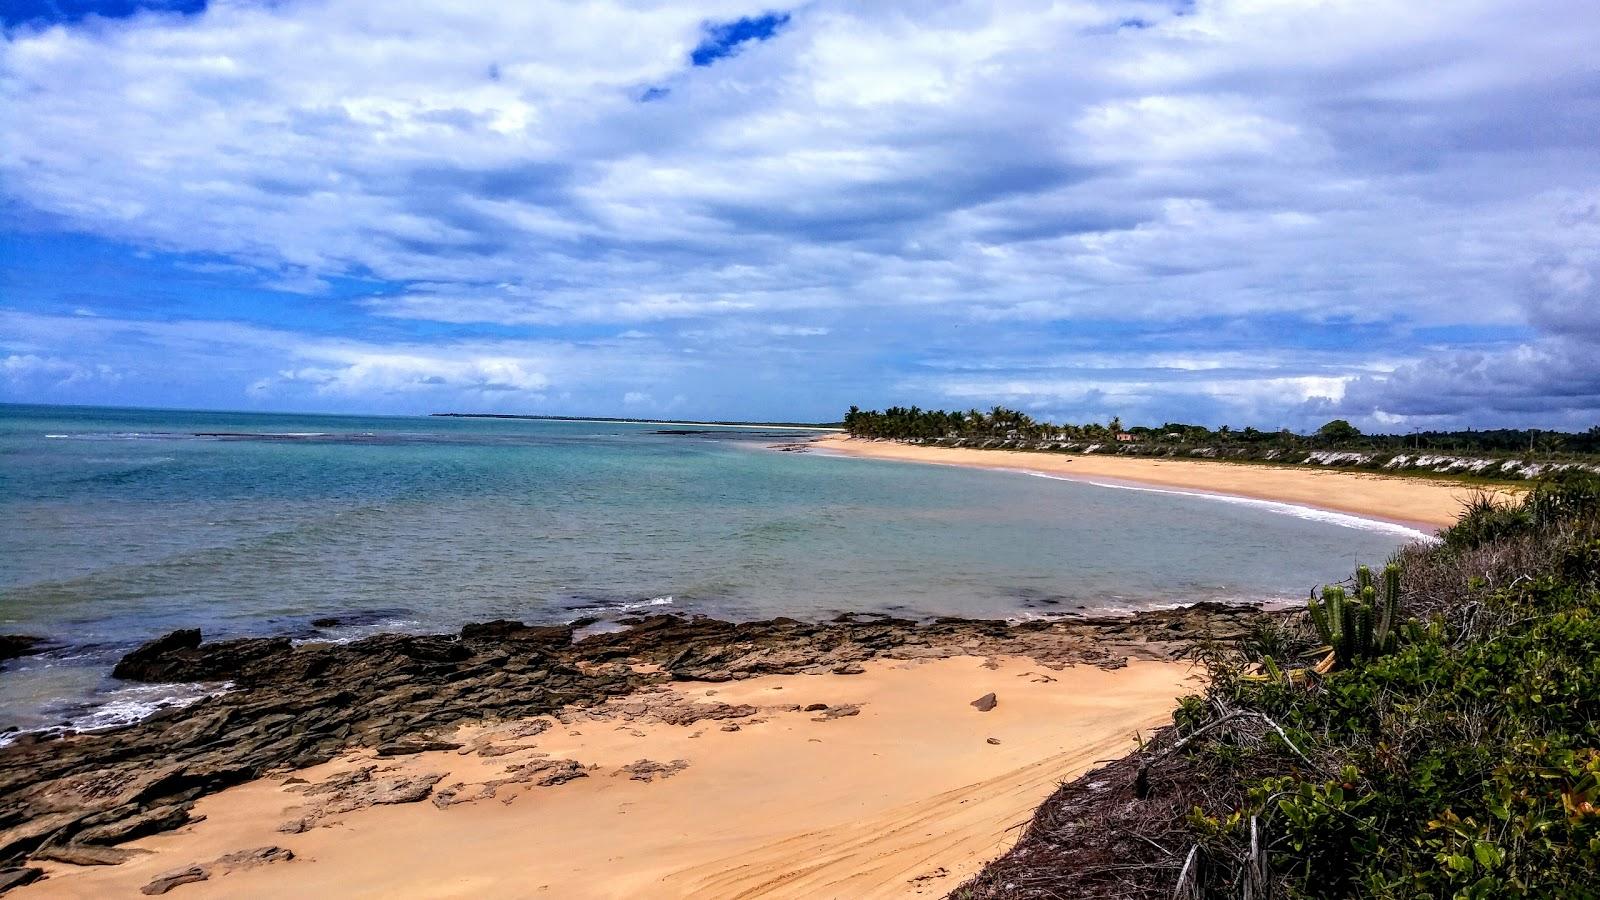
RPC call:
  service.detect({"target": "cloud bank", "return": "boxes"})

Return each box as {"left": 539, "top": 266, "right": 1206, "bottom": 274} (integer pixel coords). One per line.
{"left": 2, "top": 0, "right": 1597, "bottom": 426}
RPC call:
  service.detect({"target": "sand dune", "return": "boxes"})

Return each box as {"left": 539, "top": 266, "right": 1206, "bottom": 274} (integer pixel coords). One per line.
{"left": 816, "top": 435, "right": 1508, "bottom": 530}
{"left": 21, "top": 656, "right": 1193, "bottom": 899}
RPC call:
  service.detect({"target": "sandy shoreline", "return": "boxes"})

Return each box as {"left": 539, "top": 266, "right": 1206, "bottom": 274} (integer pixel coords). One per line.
{"left": 815, "top": 435, "right": 1502, "bottom": 530}
{"left": 18, "top": 656, "right": 1193, "bottom": 899}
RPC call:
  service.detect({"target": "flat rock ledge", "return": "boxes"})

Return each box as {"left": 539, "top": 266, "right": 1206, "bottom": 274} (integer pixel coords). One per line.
{"left": 0, "top": 603, "right": 1266, "bottom": 883}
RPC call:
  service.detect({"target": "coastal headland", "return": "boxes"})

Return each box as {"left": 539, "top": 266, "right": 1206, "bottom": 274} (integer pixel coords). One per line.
{"left": 0, "top": 607, "right": 1261, "bottom": 897}
{"left": 814, "top": 434, "right": 1510, "bottom": 530}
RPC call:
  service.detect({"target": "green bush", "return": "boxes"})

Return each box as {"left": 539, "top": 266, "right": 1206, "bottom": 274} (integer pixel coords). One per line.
{"left": 1178, "top": 476, "right": 1600, "bottom": 898}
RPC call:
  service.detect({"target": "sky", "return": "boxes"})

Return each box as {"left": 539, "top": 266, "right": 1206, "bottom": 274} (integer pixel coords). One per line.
{"left": 2, "top": 0, "right": 1597, "bottom": 429}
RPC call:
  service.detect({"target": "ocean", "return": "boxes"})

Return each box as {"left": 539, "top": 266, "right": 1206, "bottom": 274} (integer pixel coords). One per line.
{"left": 0, "top": 403, "right": 1424, "bottom": 737}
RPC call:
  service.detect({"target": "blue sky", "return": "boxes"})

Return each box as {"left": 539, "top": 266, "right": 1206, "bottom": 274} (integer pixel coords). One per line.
{"left": 3, "top": 1, "right": 1598, "bottom": 428}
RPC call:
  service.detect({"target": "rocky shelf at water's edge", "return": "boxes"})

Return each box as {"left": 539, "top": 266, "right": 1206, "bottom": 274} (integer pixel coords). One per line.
{"left": 0, "top": 604, "right": 1269, "bottom": 885}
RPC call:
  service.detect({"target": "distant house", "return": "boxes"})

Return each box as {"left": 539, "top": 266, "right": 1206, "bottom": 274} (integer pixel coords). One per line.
{"left": 1116, "top": 432, "right": 1139, "bottom": 443}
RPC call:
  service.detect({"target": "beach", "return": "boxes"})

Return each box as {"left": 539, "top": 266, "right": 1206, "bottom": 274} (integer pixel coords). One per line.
{"left": 2, "top": 607, "right": 1248, "bottom": 898}
{"left": 816, "top": 435, "right": 1506, "bottom": 530}
{"left": 17, "top": 656, "right": 1192, "bottom": 899}
{"left": 0, "top": 413, "right": 1445, "bottom": 898}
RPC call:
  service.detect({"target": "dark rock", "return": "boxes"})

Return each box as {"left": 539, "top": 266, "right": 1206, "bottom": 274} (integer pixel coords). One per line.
{"left": 31, "top": 843, "right": 147, "bottom": 866}
{"left": 618, "top": 759, "right": 689, "bottom": 782}
{"left": 0, "top": 636, "right": 49, "bottom": 671}
{"left": 971, "top": 693, "right": 998, "bottom": 712}
{"left": 310, "top": 617, "right": 342, "bottom": 628}
{"left": 506, "top": 758, "right": 588, "bottom": 787}
{"left": 803, "top": 703, "right": 829, "bottom": 712}
{"left": 75, "top": 803, "right": 195, "bottom": 846}
{"left": 0, "top": 602, "right": 1269, "bottom": 865}
{"left": 392, "top": 636, "right": 469, "bottom": 664}
{"left": 113, "top": 631, "right": 292, "bottom": 684}
{"left": 113, "top": 629, "right": 201, "bottom": 680}
{"left": 2, "top": 731, "right": 58, "bottom": 748}
{"left": 0, "top": 867, "right": 44, "bottom": 894}
{"left": 140, "top": 865, "right": 208, "bottom": 895}
{"left": 214, "top": 846, "right": 292, "bottom": 868}
{"left": 460, "top": 620, "right": 574, "bottom": 648}
{"left": 134, "top": 846, "right": 289, "bottom": 895}
{"left": 652, "top": 703, "right": 757, "bottom": 727}
{"left": 375, "top": 741, "right": 462, "bottom": 756}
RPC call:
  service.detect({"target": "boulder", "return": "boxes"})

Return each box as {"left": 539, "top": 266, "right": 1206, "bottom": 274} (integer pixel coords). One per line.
{"left": 113, "top": 630, "right": 201, "bottom": 680}
{"left": 113, "top": 631, "right": 292, "bottom": 684}
{"left": 460, "top": 620, "right": 574, "bottom": 648}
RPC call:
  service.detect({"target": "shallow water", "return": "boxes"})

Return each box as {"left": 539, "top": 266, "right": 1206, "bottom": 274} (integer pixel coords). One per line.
{"left": 0, "top": 403, "right": 1421, "bottom": 734}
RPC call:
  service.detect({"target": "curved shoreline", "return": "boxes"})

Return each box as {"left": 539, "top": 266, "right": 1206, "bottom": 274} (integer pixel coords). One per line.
{"left": 813, "top": 435, "right": 1500, "bottom": 531}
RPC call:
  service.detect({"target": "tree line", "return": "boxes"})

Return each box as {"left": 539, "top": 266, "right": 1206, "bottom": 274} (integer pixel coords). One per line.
{"left": 842, "top": 405, "right": 1600, "bottom": 456}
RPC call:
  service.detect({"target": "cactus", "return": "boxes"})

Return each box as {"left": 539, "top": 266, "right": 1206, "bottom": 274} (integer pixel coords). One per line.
{"left": 1262, "top": 655, "right": 1285, "bottom": 682}
{"left": 1378, "top": 564, "right": 1400, "bottom": 646}
{"left": 1307, "top": 563, "right": 1404, "bottom": 668}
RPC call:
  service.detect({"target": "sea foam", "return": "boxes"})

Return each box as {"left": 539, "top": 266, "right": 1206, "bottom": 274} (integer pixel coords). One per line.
{"left": 1021, "top": 471, "right": 1437, "bottom": 541}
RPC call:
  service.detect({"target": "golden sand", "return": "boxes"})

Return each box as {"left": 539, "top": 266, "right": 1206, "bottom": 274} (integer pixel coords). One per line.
{"left": 23, "top": 656, "right": 1193, "bottom": 899}
{"left": 816, "top": 435, "right": 1511, "bottom": 530}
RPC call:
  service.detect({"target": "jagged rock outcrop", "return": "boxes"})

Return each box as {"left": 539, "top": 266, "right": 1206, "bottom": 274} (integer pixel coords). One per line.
{"left": 0, "top": 604, "right": 1268, "bottom": 874}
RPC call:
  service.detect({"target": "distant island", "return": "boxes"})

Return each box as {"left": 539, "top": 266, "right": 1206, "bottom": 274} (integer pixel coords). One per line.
{"left": 432, "top": 412, "right": 843, "bottom": 430}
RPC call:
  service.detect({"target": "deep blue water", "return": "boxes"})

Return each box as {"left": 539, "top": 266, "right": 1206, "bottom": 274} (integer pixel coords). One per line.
{"left": 0, "top": 403, "right": 1423, "bottom": 735}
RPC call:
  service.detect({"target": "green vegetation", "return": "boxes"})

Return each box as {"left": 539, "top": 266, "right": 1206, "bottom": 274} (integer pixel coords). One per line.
{"left": 1174, "top": 476, "right": 1600, "bottom": 897}
{"left": 842, "top": 405, "right": 1600, "bottom": 480}
{"left": 843, "top": 404, "right": 1600, "bottom": 456}
{"left": 958, "top": 475, "right": 1600, "bottom": 899}
{"left": 1306, "top": 564, "right": 1403, "bottom": 667}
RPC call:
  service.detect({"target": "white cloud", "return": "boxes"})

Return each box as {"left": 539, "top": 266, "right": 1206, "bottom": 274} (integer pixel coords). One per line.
{"left": 0, "top": 309, "right": 688, "bottom": 413}
{"left": 2, "top": 0, "right": 1599, "bottom": 425}
{"left": 2, "top": 354, "right": 121, "bottom": 388}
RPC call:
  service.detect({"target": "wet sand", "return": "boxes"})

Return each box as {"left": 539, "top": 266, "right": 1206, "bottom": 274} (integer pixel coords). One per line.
{"left": 20, "top": 656, "right": 1193, "bottom": 899}
{"left": 816, "top": 435, "right": 1508, "bottom": 530}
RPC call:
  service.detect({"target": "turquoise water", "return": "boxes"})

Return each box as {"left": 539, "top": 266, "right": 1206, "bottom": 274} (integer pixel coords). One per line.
{"left": 0, "top": 403, "right": 1422, "bottom": 734}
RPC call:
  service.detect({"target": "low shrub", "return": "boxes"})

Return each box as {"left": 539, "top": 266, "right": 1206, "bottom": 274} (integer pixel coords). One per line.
{"left": 958, "top": 474, "right": 1600, "bottom": 899}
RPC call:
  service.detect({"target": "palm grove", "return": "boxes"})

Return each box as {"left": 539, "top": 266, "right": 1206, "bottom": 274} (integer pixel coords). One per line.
{"left": 842, "top": 406, "right": 1600, "bottom": 457}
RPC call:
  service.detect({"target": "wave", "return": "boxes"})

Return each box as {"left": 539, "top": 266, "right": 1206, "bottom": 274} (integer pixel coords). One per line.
{"left": 1022, "top": 471, "right": 1436, "bottom": 541}
{"left": 1003, "top": 592, "right": 1303, "bottom": 623}
{"left": 561, "top": 595, "right": 676, "bottom": 619}
{"left": 0, "top": 681, "right": 230, "bottom": 748}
